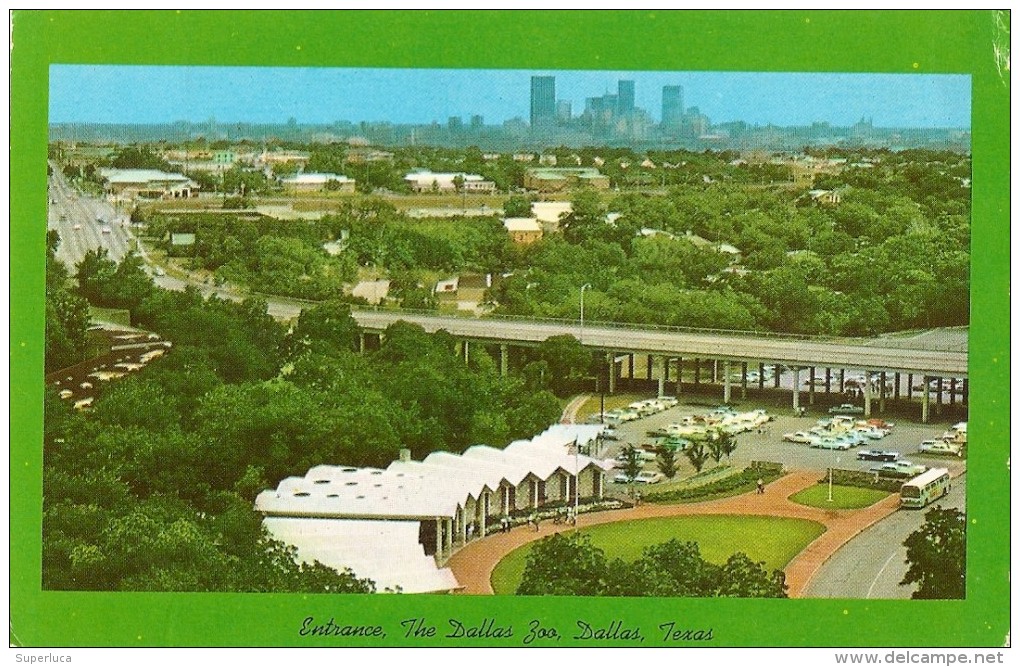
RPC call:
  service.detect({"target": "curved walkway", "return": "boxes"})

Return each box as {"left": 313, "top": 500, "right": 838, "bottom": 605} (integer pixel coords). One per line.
{"left": 560, "top": 394, "right": 591, "bottom": 424}
{"left": 445, "top": 470, "right": 900, "bottom": 598}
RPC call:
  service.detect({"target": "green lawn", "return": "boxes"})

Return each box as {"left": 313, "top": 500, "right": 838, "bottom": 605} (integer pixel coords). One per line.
{"left": 490, "top": 515, "right": 825, "bottom": 595}
{"left": 789, "top": 484, "right": 891, "bottom": 510}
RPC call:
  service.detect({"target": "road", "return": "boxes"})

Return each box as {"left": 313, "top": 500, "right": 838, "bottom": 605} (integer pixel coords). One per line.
{"left": 803, "top": 476, "right": 966, "bottom": 599}
{"left": 47, "top": 167, "right": 248, "bottom": 302}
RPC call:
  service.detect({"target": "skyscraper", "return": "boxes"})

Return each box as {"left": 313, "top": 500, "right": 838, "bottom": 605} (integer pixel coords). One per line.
{"left": 530, "top": 76, "right": 556, "bottom": 128}
{"left": 662, "top": 85, "right": 684, "bottom": 126}
{"left": 617, "top": 80, "right": 635, "bottom": 115}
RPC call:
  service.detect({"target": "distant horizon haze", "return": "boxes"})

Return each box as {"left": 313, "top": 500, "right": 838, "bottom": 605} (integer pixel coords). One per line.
{"left": 50, "top": 66, "right": 971, "bottom": 129}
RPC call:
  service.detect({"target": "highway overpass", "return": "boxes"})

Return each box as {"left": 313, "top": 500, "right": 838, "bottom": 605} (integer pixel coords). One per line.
{"left": 352, "top": 309, "right": 968, "bottom": 422}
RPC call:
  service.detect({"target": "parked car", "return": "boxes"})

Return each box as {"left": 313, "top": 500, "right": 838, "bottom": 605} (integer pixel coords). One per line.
{"left": 829, "top": 403, "right": 865, "bottom": 415}
{"left": 857, "top": 449, "right": 900, "bottom": 462}
{"left": 600, "top": 428, "right": 620, "bottom": 441}
{"left": 633, "top": 471, "right": 664, "bottom": 484}
{"left": 783, "top": 431, "right": 818, "bottom": 444}
{"left": 616, "top": 449, "right": 657, "bottom": 463}
{"left": 918, "top": 440, "right": 963, "bottom": 456}
{"left": 873, "top": 460, "right": 927, "bottom": 477}
{"left": 813, "top": 437, "right": 852, "bottom": 450}
{"left": 853, "top": 426, "right": 888, "bottom": 440}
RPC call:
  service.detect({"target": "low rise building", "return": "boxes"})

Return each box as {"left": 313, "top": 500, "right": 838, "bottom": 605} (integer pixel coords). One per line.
{"left": 280, "top": 172, "right": 356, "bottom": 194}
{"left": 503, "top": 217, "right": 543, "bottom": 245}
{"left": 523, "top": 167, "right": 610, "bottom": 192}
{"left": 403, "top": 171, "right": 496, "bottom": 194}
{"left": 255, "top": 424, "right": 612, "bottom": 594}
{"left": 99, "top": 168, "right": 199, "bottom": 200}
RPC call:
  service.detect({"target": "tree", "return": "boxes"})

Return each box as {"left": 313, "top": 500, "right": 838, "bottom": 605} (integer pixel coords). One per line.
{"left": 619, "top": 445, "right": 643, "bottom": 484}
{"left": 717, "top": 552, "right": 788, "bottom": 598}
{"left": 901, "top": 506, "right": 966, "bottom": 599}
{"left": 503, "top": 195, "right": 533, "bottom": 218}
{"left": 536, "top": 334, "right": 592, "bottom": 397}
{"left": 684, "top": 442, "right": 710, "bottom": 473}
{"left": 707, "top": 435, "right": 726, "bottom": 465}
{"left": 516, "top": 533, "right": 607, "bottom": 596}
{"left": 656, "top": 447, "right": 678, "bottom": 479}
{"left": 717, "top": 431, "right": 738, "bottom": 460}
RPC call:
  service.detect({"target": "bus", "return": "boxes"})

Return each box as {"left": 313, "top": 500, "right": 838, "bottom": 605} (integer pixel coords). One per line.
{"left": 899, "top": 468, "right": 951, "bottom": 509}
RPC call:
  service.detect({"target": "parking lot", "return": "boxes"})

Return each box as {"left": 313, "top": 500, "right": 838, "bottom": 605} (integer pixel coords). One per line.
{"left": 588, "top": 396, "right": 967, "bottom": 489}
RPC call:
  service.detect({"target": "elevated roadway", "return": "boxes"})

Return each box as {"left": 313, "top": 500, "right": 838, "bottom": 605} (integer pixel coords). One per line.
{"left": 351, "top": 310, "right": 967, "bottom": 378}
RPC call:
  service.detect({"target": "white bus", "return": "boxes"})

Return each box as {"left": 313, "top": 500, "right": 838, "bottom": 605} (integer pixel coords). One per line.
{"left": 899, "top": 468, "right": 951, "bottom": 509}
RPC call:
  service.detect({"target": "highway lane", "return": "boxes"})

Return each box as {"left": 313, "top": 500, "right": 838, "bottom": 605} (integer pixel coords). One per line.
{"left": 350, "top": 311, "right": 968, "bottom": 377}
{"left": 802, "top": 476, "right": 966, "bottom": 599}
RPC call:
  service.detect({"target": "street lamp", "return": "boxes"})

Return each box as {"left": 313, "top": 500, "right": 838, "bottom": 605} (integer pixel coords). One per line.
{"left": 579, "top": 283, "right": 592, "bottom": 343}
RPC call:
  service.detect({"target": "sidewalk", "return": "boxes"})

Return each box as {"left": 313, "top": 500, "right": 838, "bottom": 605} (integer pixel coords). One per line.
{"left": 445, "top": 469, "right": 901, "bottom": 597}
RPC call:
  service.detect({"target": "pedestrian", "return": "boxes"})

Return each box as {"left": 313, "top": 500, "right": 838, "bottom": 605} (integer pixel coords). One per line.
{"left": 528, "top": 512, "right": 537, "bottom": 532}
{"left": 635, "top": 490, "right": 642, "bottom": 507}
{"left": 756, "top": 478, "right": 765, "bottom": 494}
{"left": 467, "top": 522, "right": 475, "bottom": 540}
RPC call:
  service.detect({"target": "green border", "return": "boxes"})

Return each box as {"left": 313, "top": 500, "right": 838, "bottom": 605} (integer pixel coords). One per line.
{"left": 11, "top": 10, "right": 1009, "bottom": 647}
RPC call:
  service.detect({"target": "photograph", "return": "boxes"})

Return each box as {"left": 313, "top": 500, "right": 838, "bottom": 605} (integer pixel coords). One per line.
{"left": 11, "top": 10, "right": 1010, "bottom": 651}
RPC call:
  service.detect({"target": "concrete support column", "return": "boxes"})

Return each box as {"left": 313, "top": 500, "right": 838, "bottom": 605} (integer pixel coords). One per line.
{"left": 825, "top": 368, "right": 831, "bottom": 394}
{"left": 907, "top": 374, "right": 913, "bottom": 399}
{"left": 809, "top": 367, "right": 816, "bottom": 405}
{"left": 935, "top": 378, "right": 944, "bottom": 417}
{"left": 741, "top": 361, "right": 748, "bottom": 399}
{"left": 712, "top": 360, "right": 719, "bottom": 383}
{"left": 774, "top": 366, "right": 781, "bottom": 389}
{"left": 792, "top": 367, "right": 800, "bottom": 412}
{"left": 879, "top": 372, "right": 887, "bottom": 413}
{"left": 500, "top": 344, "right": 508, "bottom": 376}
{"left": 863, "top": 370, "right": 872, "bottom": 417}
{"left": 962, "top": 379, "right": 968, "bottom": 405}
{"left": 921, "top": 376, "right": 930, "bottom": 423}
{"left": 358, "top": 333, "right": 366, "bottom": 353}
{"left": 676, "top": 357, "right": 683, "bottom": 395}
{"left": 894, "top": 373, "right": 901, "bottom": 400}
{"left": 759, "top": 363, "right": 766, "bottom": 392}
{"left": 664, "top": 357, "right": 671, "bottom": 382}
{"left": 607, "top": 352, "right": 617, "bottom": 394}
{"left": 723, "top": 361, "right": 732, "bottom": 404}
{"left": 646, "top": 355, "right": 653, "bottom": 381}
{"left": 839, "top": 369, "right": 845, "bottom": 393}
{"left": 479, "top": 492, "right": 487, "bottom": 536}
{"left": 628, "top": 354, "right": 635, "bottom": 381}
{"left": 463, "top": 340, "right": 470, "bottom": 364}
{"left": 949, "top": 379, "right": 956, "bottom": 406}
{"left": 694, "top": 359, "right": 701, "bottom": 386}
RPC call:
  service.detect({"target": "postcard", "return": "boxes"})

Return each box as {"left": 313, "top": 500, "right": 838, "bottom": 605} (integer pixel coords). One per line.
{"left": 10, "top": 10, "right": 1010, "bottom": 650}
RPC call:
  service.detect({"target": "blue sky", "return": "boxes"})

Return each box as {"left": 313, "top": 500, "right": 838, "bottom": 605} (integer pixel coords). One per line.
{"left": 49, "top": 66, "right": 970, "bottom": 128}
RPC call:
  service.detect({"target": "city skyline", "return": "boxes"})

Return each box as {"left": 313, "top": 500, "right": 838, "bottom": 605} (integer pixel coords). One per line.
{"left": 50, "top": 66, "right": 971, "bottom": 129}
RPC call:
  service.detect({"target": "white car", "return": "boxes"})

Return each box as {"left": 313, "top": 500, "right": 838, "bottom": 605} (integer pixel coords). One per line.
{"left": 813, "top": 437, "right": 852, "bottom": 450}
{"left": 918, "top": 440, "right": 963, "bottom": 456}
{"left": 874, "top": 460, "right": 927, "bottom": 477}
{"left": 784, "top": 431, "right": 819, "bottom": 444}
{"left": 612, "top": 470, "right": 664, "bottom": 485}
